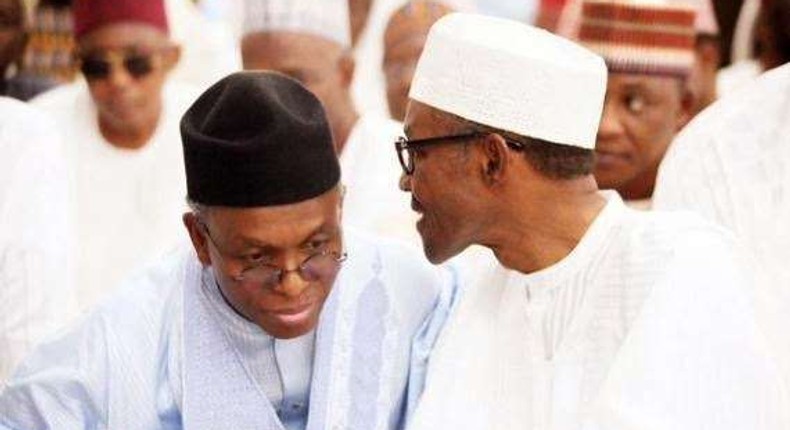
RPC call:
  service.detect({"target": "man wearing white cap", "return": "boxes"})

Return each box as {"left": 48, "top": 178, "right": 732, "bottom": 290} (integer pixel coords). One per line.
{"left": 240, "top": 0, "right": 417, "bottom": 243}
{"left": 399, "top": 13, "right": 789, "bottom": 429}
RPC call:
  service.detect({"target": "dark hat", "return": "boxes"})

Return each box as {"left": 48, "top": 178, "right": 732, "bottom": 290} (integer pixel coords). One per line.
{"left": 181, "top": 71, "right": 340, "bottom": 207}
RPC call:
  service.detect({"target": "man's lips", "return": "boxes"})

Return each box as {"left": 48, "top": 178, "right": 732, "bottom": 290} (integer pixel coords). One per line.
{"left": 268, "top": 302, "right": 315, "bottom": 325}
{"left": 595, "top": 150, "right": 630, "bottom": 169}
{"left": 411, "top": 197, "right": 424, "bottom": 213}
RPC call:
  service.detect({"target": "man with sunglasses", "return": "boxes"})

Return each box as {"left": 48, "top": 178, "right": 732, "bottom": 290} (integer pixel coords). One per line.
{"left": 401, "top": 13, "right": 788, "bottom": 429}
{"left": 30, "top": 0, "right": 200, "bottom": 313}
{"left": 0, "top": 72, "right": 453, "bottom": 429}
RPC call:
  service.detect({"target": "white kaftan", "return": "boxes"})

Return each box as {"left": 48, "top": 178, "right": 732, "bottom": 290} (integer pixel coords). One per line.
{"left": 654, "top": 62, "right": 790, "bottom": 385}
{"left": 31, "top": 81, "right": 199, "bottom": 313}
{"left": 408, "top": 192, "right": 789, "bottom": 430}
{"left": 0, "top": 98, "right": 75, "bottom": 384}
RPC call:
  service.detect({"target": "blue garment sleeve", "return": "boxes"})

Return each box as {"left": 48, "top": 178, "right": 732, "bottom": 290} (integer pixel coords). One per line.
{"left": 403, "top": 264, "right": 463, "bottom": 425}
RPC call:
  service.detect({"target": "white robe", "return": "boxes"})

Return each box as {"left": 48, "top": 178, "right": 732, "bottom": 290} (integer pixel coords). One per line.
{"left": 408, "top": 192, "right": 789, "bottom": 430}
{"left": 654, "top": 62, "right": 790, "bottom": 386}
{"left": 0, "top": 231, "right": 454, "bottom": 430}
{"left": 31, "top": 81, "right": 199, "bottom": 313}
{"left": 340, "top": 114, "right": 419, "bottom": 245}
{"left": 0, "top": 98, "right": 75, "bottom": 384}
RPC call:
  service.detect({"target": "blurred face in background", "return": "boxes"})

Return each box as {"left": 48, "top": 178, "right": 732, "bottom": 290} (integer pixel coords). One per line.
{"left": 594, "top": 73, "right": 693, "bottom": 200}
{"left": 77, "top": 22, "right": 179, "bottom": 145}
{"left": 382, "top": 1, "right": 452, "bottom": 121}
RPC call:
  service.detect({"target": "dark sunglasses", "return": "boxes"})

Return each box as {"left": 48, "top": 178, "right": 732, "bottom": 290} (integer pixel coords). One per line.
{"left": 77, "top": 49, "right": 165, "bottom": 81}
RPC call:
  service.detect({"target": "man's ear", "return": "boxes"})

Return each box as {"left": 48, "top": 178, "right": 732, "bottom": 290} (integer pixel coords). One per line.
{"left": 163, "top": 44, "right": 182, "bottom": 72}
{"left": 183, "top": 212, "right": 211, "bottom": 266}
{"left": 677, "top": 82, "right": 696, "bottom": 131}
{"left": 479, "top": 133, "right": 511, "bottom": 187}
{"left": 338, "top": 52, "right": 356, "bottom": 89}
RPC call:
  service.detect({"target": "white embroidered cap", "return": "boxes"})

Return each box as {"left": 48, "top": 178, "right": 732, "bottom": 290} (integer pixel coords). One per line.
{"left": 409, "top": 13, "right": 607, "bottom": 150}
{"left": 242, "top": 0, "right": 351, "bottom": 48}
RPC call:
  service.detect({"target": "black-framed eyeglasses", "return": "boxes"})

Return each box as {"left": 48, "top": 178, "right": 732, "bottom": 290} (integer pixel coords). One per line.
{"left": 394, "top": 132, "right": 483, "bottom": 175}
{"left": 76, "top": 47, "right": 170, "bottom": 81}
{"left": 200, "top": 222, "right": 348, "bottom": 289}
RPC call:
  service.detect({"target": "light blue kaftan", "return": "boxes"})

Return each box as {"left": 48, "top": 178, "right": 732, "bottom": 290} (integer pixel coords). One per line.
{"left": 0, "top": 231, "right": 456, "bottom": 430}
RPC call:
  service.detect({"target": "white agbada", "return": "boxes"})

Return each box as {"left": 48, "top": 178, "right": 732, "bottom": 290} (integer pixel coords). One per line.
{"left": 406, "top": 13, "right": 789, "bottom": 429}
{"left": 31, "top": 81, "right": 199, "bottom": 313}
{"left": 0, "top": 99, "right": 75, "bottom": 384}
{"left": 0, "top": 231, "right": 455, "bottom": 430}
{"left": 409, "top": 192, "right": 790, "bottom": 430}
{"left": 654, "top": 62, "right": 790, "bottom": 384}
{"left": 340, "top": 114, "right": 419, "bottom": 244}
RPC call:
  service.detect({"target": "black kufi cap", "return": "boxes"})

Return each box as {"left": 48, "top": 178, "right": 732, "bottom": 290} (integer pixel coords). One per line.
{"left": 181, "top": 71, "right": 340, "bottom": 207}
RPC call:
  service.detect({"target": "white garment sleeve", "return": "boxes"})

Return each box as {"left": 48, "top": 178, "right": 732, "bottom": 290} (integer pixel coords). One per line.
{"left": 0, "top": 100, "right": 75, "bottom": 384}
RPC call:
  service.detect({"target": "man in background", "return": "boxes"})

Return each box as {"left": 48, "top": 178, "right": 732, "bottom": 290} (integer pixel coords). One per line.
{"left": 31, "top": 0, "right": 198, "bottom": 312}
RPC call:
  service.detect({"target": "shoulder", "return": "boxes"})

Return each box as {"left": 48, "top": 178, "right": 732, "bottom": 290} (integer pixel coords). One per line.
{"left": 623, "top": 209, "right": 753, "bottom": 294}
{"left": 29, "top": 81, "right": 86, "bottom": 111}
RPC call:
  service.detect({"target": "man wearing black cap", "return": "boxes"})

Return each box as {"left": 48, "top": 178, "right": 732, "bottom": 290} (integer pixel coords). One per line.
{"left": 0, "top": 72, "right": 452, "bottom": 430}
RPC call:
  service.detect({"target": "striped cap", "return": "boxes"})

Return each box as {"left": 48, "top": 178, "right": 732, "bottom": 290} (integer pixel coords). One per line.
{"left": 577, "top": 0, "right": 696, "bottom": 77}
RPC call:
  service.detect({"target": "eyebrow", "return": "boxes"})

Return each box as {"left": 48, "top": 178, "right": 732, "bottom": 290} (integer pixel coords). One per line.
{"left": 237, "top": 223, "right": 334, "bottom": 250}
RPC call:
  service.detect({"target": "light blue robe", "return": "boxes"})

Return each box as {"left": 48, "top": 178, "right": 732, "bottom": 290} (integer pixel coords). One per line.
{"left": 0, "top": 231, "right": 455, "bottom": 430}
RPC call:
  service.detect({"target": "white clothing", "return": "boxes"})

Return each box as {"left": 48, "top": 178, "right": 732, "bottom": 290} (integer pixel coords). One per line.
{"left": 0, "top": 99, "right": 75, "bottom": 384}
{"left": 654, "top": 63, "right": 790, "bottom": 383}
{"left": 409, "top": 192, "right": 789, "bottom": 430}
{"left": 717, "top": 59, "right": 762, "bottom": 98}
{"left": 31, "top": 81, "right": 199, "bottom": 313}
{"left": 0, "top": 231, "right": 454, "bottom": 430}
{"left": 166, "top": 0, "right": 241, "bottom": 91}
{"left": 197, "top": 268, "right": 314, "bottom": 430}
{"left": 340, "top": 114, "right": 419, "bottom": 245}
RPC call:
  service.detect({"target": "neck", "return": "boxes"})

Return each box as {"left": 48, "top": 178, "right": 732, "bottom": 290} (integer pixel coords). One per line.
{"left": 483, "top": 181, "right": 606, "bottom": 274}
{"left": 331, "top": 104, "right": 360, "bottom": 155}
{"left": 618, "top": 165, "right": 658, "bottom": 201}
{"left": 98, "top": 109, "right": 161, "bottom": 150}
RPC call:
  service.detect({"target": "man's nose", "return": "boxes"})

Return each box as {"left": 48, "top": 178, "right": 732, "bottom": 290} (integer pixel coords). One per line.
{"left": 274, "top": 269, "right": 309, "bottom": 298}
{"left": 399, "top": 172, "right": 412, "bottom": 192}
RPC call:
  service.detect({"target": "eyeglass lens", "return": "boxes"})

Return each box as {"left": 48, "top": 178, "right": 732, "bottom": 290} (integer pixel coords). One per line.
{"left": 240, "top": 252, "right": 343, "bottom": 288}
{"left": 80, "top": 53, "right": 155, "bottom": 81}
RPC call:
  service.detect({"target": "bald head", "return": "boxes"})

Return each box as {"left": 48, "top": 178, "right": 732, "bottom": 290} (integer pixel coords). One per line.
{"left": 383, "top": 1, "right": 453, "bottom": 121}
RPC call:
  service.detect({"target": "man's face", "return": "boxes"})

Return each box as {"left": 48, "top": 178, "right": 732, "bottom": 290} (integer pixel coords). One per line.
{"left": 399, "top": 101, "right": 483, "bottom": 264}
{"left": 383, "top": 35, "right": 426, "bottom": 121}
{"left": 594, "top": 73, "right": 690, "bottom": 198}
{"left": 0, "top": 0, "right": 25, "bottom": 73}
{"left": 187, "top": 189, "right": 344, "bottom": 339}
{"left": 241, "top": 32, "right": 352, "bottom": 142}
{"left": 78, "top": 23, "right": 177, "bottom": 136}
